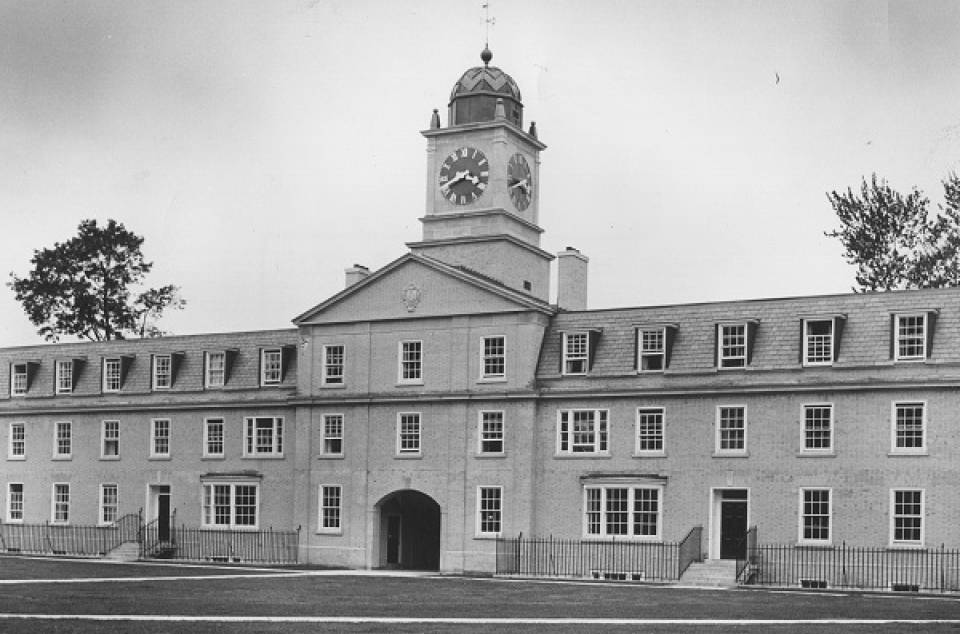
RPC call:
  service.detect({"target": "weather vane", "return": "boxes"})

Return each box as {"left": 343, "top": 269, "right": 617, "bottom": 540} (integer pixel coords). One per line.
{"left": 482, "top": 2, "right": 495, "bottom": 48}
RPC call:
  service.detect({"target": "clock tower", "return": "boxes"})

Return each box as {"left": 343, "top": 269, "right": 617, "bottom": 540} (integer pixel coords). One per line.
{"left": 407, "top": 48, "right": 553, "bottom": 302}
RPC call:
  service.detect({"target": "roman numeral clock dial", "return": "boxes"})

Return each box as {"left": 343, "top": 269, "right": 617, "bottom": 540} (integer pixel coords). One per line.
{"left": 438, "top": 147, "right": 489, "bottom": 205}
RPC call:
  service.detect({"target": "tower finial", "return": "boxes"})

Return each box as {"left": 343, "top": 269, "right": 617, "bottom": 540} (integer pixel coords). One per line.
{"left": 482, "top": 2, "right": 495, "bottom": 63}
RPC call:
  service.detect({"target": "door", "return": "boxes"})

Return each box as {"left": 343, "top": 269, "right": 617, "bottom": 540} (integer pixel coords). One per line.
{"left": 158, "top": 487, "right": 171, "bottom": 542}
{"left": 720, "top": 499, "right": 748, "bottom": 559}
{"left": 386, "top": 514, "right": 401, "bottom": 565}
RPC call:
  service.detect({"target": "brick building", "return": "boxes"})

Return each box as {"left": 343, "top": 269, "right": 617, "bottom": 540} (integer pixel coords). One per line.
{"left": 2, "top": 50, "right": 958, "bottom": 577}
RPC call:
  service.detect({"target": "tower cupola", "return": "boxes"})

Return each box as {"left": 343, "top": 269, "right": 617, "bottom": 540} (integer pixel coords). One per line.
{"left": 448, "top": 48, "right": 523, "bottom": 128}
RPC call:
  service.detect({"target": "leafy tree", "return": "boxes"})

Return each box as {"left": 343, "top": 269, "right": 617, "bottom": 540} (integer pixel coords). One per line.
{"left": 825, "top": 173, "right": 960, "bottom": 291}
{"left": 8, "top": 219, "right": 186, "bottom": 342}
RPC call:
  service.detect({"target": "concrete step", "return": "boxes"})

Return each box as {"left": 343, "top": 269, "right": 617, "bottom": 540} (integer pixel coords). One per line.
{"left": 680, "top": 559, "right": 738, "bottom": 587}
{"left": 104, "top": 541, "right": 140, "bottom": 562}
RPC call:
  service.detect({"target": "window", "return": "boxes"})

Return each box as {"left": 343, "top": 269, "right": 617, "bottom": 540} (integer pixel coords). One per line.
{"left": 261, "top": 348, "right": 282, "bottom": 386}
{"left": 202, "top": 482, "right": 259, "bottom": 529}
{"left": 103, "top": 357, "right": 122, "bottom": 392}
{"left": 10, "top": 363, "right": 27, "bottom": 396}
{"left": 206, "top": 351, "right": 226, "bottom": 388}
{"left": 397, "top": 413, "right": 421, "bottom": 455}
{"left": 891, "top": 489, "right": 924, "bottom": 546}
{"left": 477, "top": 486, "right": 503, "bottom": 537}
{"left": 716, "top": 406, "right": 747, "bottom": 455}
{"left": 802, "top": 404, "right": 833, "bottom": 453}
{"left": 803, "top": 319, "right": 834, "bottom": 365}
{"left": 319, "top": 484, "right": 342, "bottom": 533}
{"left": 799, "top": 488, "right": 831, "bottom": 543}
{"left": 894, "top": 314, "right": 928, "bottom": 361}
{"left": 638, "top": 328, "right": 666, "bottom": 372}
{"left": 557, "top": 409, "right": 609, "bottom": 455}
{"left": 6, "top": 483, "right": 23, "bottom": 522}
{"left": 322, "top": 414, "right": 343, "bottom": 455}
{"left": 562, "top": 332, "right": 589, "bottom": 375}
{"left": 399, "top": 341, "right": 422, "bottom": 383}
{"left": 8, "top": 422, "right": 24, "bottom": 459}
{"left": 56, "top": 360, "right": 74, "bottom": 394}
{"left": 244, "top": 417, "right": 283, "bottom": 457}
{"left": 481, "top": 336, "right": 506, "bottom": 379}
{"left": 204, "top": 418, "right": 224, "bottom": 458}
{"left": 52, "top": 483, "right": 70, "bottom": 524}
{"left": 635, "top": 408, "right": 664, "bottom": 455}
{"left": 151, "top": 419, "right": 170, "bottom": 458}
{"left": 100, "top": 484, "right": 119, "bottom": 525}
{"left": 322, "top": 345, "right": 345, "bottom": 386}
{"left": 584, "top": 485, "right": 661, "bottom": 539}
{"left": 153, "top": 354, "right": 172, "bottom": 389}
{"left": 892, "top": 402, "right": 925, "bottom": 453}
{"left": 479, "top": 411, "right": 504, "bottom": 454}
{"left": 101, "top": 420, "right": 119, "bottom": 458}
{"left": 718, "top": 324, "right": 747, "bottom": 368}
{"left": 53, "top": 421, "right": 72, "bottom": 459}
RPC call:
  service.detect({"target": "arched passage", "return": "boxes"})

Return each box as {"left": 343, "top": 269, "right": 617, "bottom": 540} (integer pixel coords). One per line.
{"left": 375, "top": 490, "right": 441, "bottom": 571}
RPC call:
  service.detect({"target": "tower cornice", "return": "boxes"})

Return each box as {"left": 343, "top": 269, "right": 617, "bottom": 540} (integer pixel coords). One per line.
{"left": 421, "top": 120, "right": 546, "bottom": 151}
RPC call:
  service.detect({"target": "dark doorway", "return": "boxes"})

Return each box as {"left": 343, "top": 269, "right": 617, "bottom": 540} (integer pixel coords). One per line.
{"left": 376, "top": 490, "right": 441, "bottom": 570}
{"left": 157, "top": 486, "right": 171, "bottom": 542}
{"left": 719, "top": 490, "right": 748, "bottom": 559}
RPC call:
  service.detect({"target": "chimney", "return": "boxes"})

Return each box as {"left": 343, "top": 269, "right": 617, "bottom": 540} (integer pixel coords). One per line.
{"left": 556, "top": 247, "right": 589, "bottom": 310}
{"left": 344, "top": 264, "right": 370, "bottom": 288}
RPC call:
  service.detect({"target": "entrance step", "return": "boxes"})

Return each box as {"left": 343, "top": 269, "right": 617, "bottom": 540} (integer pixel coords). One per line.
{"left": 104, "top": 541, "right": 140, "bottom": 562}
{"left": 680, "top": 559, "right": 738, "bottom": 588}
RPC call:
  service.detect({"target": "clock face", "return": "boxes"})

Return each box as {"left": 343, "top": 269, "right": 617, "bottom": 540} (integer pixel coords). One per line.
{"left": 438, "top": 147, "right": 489, "bottom": 205}
{"left": 507, "top": 153, "right": 533, "bottom": 211}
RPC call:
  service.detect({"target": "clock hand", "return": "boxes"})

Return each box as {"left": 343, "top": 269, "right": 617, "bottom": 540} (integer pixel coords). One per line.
{"left": 509, "top": 178, "right": 530, "bottom": 193}
{"left": 441, "top": 170, "right": 469, "bottom": 191}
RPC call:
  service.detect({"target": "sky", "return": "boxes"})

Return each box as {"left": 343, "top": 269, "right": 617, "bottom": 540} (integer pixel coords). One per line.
{"left": 1, "top": 0, "right": 960, "bottom": 347}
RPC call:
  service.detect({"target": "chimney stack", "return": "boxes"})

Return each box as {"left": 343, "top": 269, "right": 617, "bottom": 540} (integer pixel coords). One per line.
{"left": 344, "top": 264, "right": 370, "bottom": 288}
{"left": 556, "top": 247, "right": 589, "bottom": 310}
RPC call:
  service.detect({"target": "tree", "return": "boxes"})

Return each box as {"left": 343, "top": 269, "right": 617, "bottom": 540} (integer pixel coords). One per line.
{"left": 825, "top": 173, "right": 960, "bottom": 291}
{"left": 8, "top": 219, "right": 186, "bottom": 342}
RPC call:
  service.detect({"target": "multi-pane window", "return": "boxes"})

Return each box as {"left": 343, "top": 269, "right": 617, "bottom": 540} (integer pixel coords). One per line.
{"left": 635, "top": 408, "right": 664, "bottom": 454}
{"left": 206, "top": 351, "right": 226, "bottom": 388}
{"left": 204, "top": 418, "right": 224, "bottom": 457}
{"left": 153, "top": 354, "right": 172, "bottom": 389}
{"left": 100, "top": 484, "right": 119, "bottom": 525}
{"left": 261, "top": 348, "right": 282, "bottom": 386}
{"left": 891, "top": 489, "right": 923, "bottom": 545}
{"left": 482, "top": 336, "right": 506, "bottom": 379}
{"left": 477, "top": 486, "right": 503, "bottom": 537}
{"left": 562, "top": 332, "right": 589, "bottom": 375}
{"left": 803, "top": 319, "right": 834, "bottom": 365}
{"left": 319, "top": 484, "right": 342, "bottom": 532}
{"left": 397, "top": 413, "right": 421, "bottom": 455}
{"left": 584, "top": 486, "right": 661, "bottom": 539}
{"left": 102, "top": 420, "right": 120, "bottom": 458}
{"left": 11, "top": 363, "right": 27, "bottom": 396}
{"left": 151, "top": 419, "right": 170, "bottom": 458}
{"left": 322, "top": 345, "right": 345, "bottom": 386}
{"left": 54, "top": 421, "right": 72, "bottom": 458}
{"left": 895, "top": 314, "right": 927, "bottom": 361}
{"left": 479, "top": 411, "right": 504, "bottom": 454}
{"left": 399, "top": 341, "right": 423, "bottom": 383}
{"left": 322, "top": 414, "right": 343, "bottom": 455}
{"left": 9, "top": 422, "right": 25, "bottom": 459}
{"left": 892, "top": 402, "right": 925, "bottom": 453}
{"left": 7, "top": 483, "right": 23, "bottom": 522}
{"left": 52, "top": 483, "right": 70, "bottom": 524}
{"left": 802, "top": 405, "right": 833, "bottom": 452}
{"left": 244, "top": 417, "right": 283, "bottom": 456}
{"left": 800, "top": 488, "right": 831, "bottom": 543}
{"left": 638, "top": 328, "right": 666, "bottom": 372}
{"left": 56, "top": 360, "right": 73, "bottom": 394}
{"left": 718, "top": 324, "right": 747, "bottom": 368}
{"left": 557, "top": 409, "right": 609, "bottom": 455}
{"left": 202, "top": 482, "right": 258, "bottom": 529}
{"left": 103, "top": 358, "right": 122, "bottom": 392}
{"left": 716, "top": 406, "right": 747, "bottom": 454}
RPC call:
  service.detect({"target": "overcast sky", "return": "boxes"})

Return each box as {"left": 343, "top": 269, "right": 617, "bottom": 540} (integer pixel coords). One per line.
{"left": 2, "top": 0, "right": 960, "bottom": 347}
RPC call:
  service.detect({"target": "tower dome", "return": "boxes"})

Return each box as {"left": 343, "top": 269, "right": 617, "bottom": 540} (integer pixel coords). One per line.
{"left": 448, "top": 48, "right": 523, "bottom": 128}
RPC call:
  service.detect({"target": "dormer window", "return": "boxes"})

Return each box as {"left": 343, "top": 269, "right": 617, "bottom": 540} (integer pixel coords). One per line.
{"left": 10, "top": 363, "right": 28, "bottom": 396}
{"left": 716, "top": 321, "right": 758, "bottom": 369}
{"left": 103, "top": 358, "right": 122, "bottom": 392}
{"left": 635, "top": 325, "right": 677, "bottom": 373}
{"left": 260, "top": 348, "right": 282, "bottom": 386}
{"left": 562, "top": 332, "right": 589, "bottom": 375}
{"left": 892, "top": 312, "right": 937, "bottom": 362}
{"left": 56, "top": 360, "right": 74, "bottom": 394}
{"left": 205, "top": 351, "right": 226, "bottom": 388}
{"left": 152, "top": 354, "right": 172, "bottom": 390}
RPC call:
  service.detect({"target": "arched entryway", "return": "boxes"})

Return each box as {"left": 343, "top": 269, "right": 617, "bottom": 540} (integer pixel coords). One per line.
{"left": 375, "top": 490, "right": 441, "bottom": 571}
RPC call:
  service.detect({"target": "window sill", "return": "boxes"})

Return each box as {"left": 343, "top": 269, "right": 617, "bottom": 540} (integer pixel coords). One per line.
{"left": 477, "top": 377, "right": 507, "bottom": 384}
{"left": 712, "top": 452, "right": 750, "bottom": 458}
{"left": 316, "top": 529, "right": 343, "bottom": 536}
{"left": 6, "top": 456, "right": 25, "bottom": 461}
{"left": 581, "top": 536, "right": 663, "bottom": 543}
{"left": 396, "top": 381, "right": 424, "bottom": 387}
{"left": 149, "top": 456, "right": 172, "bottom": 461}
{"left": 795, "top": 542, "right": 834, "bottom": 549}
{"left": 474, "top": 534, "right": 502, "bottom": 540}
{"left": 318, "top": 454, "right": 345, "bottom": 460}
{"left": 633, "top": 452, "right": 667, "bottom": 459}
{"left": 320, "top": 383, "right": 346, "bottom": 389}
{"left": 395, "top": 453, "right": 422, "bottom": 460}
{"left": 553, "top": 453, "right": 612, "bottom": 459}
{"left": 241, "top": 454, "right": 285, "bottom": 460}
{"left": 200, "top": 526, "right": 260, "bottom": 532}
{"left": 99, "top": 456, "right": 121, "bottom": 461}
{"left": 51, "top": 456, "right": 72, "bottom": 461}
{"left": 797, "top": 451, "right": 835, "bottom": 458}
{"left": 887, "top": 451, "right": 928, "bottom": 457}
{"left": 887, "top": 543, "right": 926, "bottom": 551}
{"left": 202, "top": 455, "right": 226, "bottom": 461}
{"left": 476, "top": 453, "right": 506, "bottom": 459}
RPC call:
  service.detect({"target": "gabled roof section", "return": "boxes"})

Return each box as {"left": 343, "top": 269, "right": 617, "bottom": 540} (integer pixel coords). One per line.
{"left": 292, "top": 252, "right": 553, "bottom": 325}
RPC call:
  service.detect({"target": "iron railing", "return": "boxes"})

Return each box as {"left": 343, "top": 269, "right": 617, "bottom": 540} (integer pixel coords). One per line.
{"left": 677, "top": 525, "right": 704, "bottom": 577}
{"left": 0, "top": 513, "right": 138, "bottom": 557}
{"left": 745, "top": 542, "right": 960, "bottom": 592}
{"left": 143, "top": 523, "right": 301, "bottom": 564}
{"left": 495, "top": 534, "right": 683, "bottom": 581}
{"left": 736, "top": 525, "right": 758, "bottom": 582}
